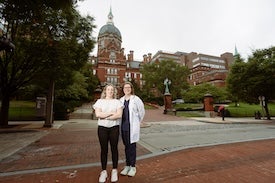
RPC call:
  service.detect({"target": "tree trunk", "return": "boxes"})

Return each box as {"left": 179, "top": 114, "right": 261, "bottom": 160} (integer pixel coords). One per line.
{"left": 44, "top": 79, "right": 55, "bottom": 127}
{"left": 0, "top": 93, "right": 10, "bottom": 127}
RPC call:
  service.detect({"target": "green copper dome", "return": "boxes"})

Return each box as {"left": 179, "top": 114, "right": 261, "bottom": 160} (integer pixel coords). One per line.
{"left": 99, "top": 24, "right": 121, "bottom": 39}
{"left": 98, "top": 8, "right": 122, "bottom": 40}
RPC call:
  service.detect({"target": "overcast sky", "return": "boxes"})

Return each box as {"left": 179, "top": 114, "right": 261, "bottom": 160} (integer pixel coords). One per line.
{"left": 76, "top": 0, "right": 274, "bottom": 61}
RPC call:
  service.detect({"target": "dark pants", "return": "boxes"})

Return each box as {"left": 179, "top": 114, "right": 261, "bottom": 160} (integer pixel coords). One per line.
{"left": 221, "top": 110, "right": 225, "bottom": 121}
{"left": 98, "top": 125, "right": 119, "bottom": 170}
{"left": 121, "top": 130, "right": 136, "bottom": 167}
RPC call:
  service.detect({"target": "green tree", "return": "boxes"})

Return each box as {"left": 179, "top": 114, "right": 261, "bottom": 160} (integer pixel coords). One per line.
{"left": 0, "top": 0, "right": 95, "bottom": 126}
{"left": 226, "top": 54, "right": 247, "bottom": 105}
{"left": 182, "top": 83, "right": 228, "bottom": 103}
{"left": 39, "top": 9, "right": 95, "bottom": 126}
{"left": 80, "top": 62, "right": 100, "bottom": 101}
{"left": 141, "top": 60, "right": 190, "bottom": 99}
{"left": 53, "top": 71, "right": 89, "bottom": 118}
{"left": 227, "top": 46, "right": 275, "bottom": 119}
{"left": 55, "top": 71, "right": 89, "bottom": 101}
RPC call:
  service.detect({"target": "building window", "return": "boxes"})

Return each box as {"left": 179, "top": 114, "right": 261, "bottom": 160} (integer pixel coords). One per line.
{"left": 106, "top": 77, "right": 118, "bottom": 84}
{"left": 192, "top": 57, "right": 200, "bottom": 63}
{"left": 125, "top": 72, "right": 130, "bottom": 77}
{"left": 108, "top": 68, "right": 118, "bottom": 74}
{"left": 100, "top": 40, "right": 104, "bottom": 48}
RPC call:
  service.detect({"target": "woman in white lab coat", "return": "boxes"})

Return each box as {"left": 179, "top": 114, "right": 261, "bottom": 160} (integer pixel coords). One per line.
{"left": 119, "top": 82, "right": 145, "bottom": 177}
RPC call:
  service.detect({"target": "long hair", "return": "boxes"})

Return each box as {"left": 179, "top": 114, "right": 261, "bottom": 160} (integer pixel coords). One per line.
{"left": 100, "top": 83, "right": 118, "bottom": 99}
{"left": 122, "top": 82, "right": 135, "bottom": 95}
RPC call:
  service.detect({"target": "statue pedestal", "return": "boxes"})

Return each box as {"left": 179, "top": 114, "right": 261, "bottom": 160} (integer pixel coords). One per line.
{"left": 204, "top": 94, "right": 215, "bottom": 118}
{"left": 204, "top": 94, "right": 214, "bottom": 111}
{"left": 163, "top": 94, "right": 173, "bottom": 114}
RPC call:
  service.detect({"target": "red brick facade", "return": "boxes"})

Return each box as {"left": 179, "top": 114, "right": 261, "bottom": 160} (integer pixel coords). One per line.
{"left": 91, "top": 9, "right": 143, "bottom": 88}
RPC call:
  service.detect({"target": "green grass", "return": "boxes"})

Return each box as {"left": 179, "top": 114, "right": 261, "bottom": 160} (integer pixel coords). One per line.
{"left": 176, "top": 111, "right": 205, "bottom": 117}
{"left": 173, "top": 102, "right": 275, "bottom": 117}
{"left": 9, "top": 100, "right": 36, "bottom": 108}
{"left": 174, "top": 103, "right": 204, "bottom": 109}
{"left": 8, "top": 101, "right": 36, "bottom": 120}
{"left": 227, "top": 102, "right": 275, "bottom": 117}
{"left": 4, "top": 100, "right": 275, "bottom": 120}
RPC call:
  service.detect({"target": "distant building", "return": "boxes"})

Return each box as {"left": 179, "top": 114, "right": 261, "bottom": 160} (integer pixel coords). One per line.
{"left": 150, "top": 50, "right": 234, "bottom": 87}
{"left": 150, "top": 50, "right": 188, "bottom": 65}
{"left": 185, "top": 52, "right": 234, "bottom": 87}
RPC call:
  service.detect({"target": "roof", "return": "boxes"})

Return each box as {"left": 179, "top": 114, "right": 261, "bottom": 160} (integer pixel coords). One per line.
{"left": 129, "top": 61, "right": 142, "bottom": 69}
{"left": 98, "top": 24, "right": 121, "bottom": 40}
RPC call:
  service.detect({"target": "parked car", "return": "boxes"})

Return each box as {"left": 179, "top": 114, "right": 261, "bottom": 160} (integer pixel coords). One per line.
{"left": 172, "top": 99, "right": 184, "bottom": 104}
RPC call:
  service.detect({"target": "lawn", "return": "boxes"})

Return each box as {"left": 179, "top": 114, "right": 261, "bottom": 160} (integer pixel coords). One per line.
{"left": 8, "top": 100, "right": 37, "bottom": 120}
{"left": 227, "top": 102, "right": 275, "bottom": 117}
{"left": 176, "top": 111, "right": 206, "bottom": 117}
{"left": 3, "top": 100, "right": 275, "bottom": 120}
{"left": 174, "top": 102, "right": 275, "bottom": 117}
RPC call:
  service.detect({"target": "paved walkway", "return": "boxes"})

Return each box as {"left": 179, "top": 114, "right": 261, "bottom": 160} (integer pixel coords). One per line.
{"left": 0, "top": 107, "right": 274, "bottom": 183}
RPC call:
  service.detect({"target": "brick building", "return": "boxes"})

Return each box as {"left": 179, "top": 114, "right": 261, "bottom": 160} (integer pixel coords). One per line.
{"left": 185, "top": 52, "right": 234, "bottom": 87}
{"left": 150, "top": 51, "right": 234, "bottom": 87}
{"left": 150, "top": 50, "right": 187, "bottom": 65}
{"left": 91, "top": 9, "right": 143, "bottom": 88}
{"left": 91, "top": 10, "right": 234, "bottom": 88}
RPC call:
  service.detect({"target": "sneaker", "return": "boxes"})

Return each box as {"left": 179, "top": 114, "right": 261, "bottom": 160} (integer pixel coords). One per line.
{"left": 111, "top": 169, "right": 118, "bottom": 182}
{"left": 99, "top": 170, "right": 107, "bottom": 183}
{"left": 127, "top": 166, "right": 136, "bottom": 177}
{"left": 120, "top": 166, "right": 130, "bottom": 176}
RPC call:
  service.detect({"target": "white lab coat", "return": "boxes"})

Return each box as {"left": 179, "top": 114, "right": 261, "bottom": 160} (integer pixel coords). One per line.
{"left": 120, "top": 95, "right": 145, "bottom": 143}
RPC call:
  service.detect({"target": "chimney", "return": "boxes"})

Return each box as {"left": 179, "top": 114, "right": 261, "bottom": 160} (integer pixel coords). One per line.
{"left": 121, "top": 48, "right": 124, "bottom": 55}
{"left": 143, "top": 54, "right": 148, "bottom": 62}
{"left": 148, "top": 53, "right": 152, "bottom": 61}
{"left": 129, "top": 50, "right": 134, "bottom": 61}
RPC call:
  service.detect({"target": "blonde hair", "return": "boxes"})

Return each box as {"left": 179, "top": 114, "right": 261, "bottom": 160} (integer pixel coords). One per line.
{"left": 100, "top": 83, "right": 118, "bottom": 99}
